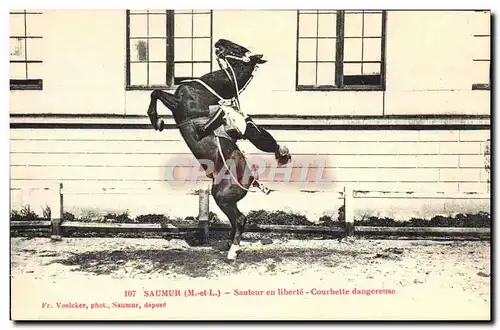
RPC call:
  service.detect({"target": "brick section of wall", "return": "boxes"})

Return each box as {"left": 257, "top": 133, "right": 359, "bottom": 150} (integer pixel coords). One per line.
{"left": 10, "top": 129, "right": 489, "bottom": 192}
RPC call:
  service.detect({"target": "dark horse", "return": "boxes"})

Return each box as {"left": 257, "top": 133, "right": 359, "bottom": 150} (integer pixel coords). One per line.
{"left": 147, "top": 39, "right": 291, "bottom": 260}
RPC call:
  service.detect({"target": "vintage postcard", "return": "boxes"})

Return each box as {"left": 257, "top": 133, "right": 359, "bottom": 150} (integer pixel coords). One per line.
{"left": 9, "top": 7, "right": 491, "bottom": 321}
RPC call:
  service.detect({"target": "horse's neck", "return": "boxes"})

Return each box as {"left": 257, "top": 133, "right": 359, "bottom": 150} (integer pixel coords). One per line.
{"left": 201, "top": 64, "right": 255, "bottom": 100}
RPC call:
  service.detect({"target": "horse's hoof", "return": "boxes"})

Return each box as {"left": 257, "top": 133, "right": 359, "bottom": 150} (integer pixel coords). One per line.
{"left": 227, "top": 245, "right": 241, "bottom": 260}
{"left": 278, "top": 145, "right": 289, "bottom": 156}
{"left": 157, "top": 119, "right": 164, "bottom": 132}
{"left": 276, "top": 145, "right": 291, "bottom": 166}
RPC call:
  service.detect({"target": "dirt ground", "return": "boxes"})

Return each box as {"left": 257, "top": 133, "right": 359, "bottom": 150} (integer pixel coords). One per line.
{"left": 10, "top": 236, "right": 491, "bottom": 320}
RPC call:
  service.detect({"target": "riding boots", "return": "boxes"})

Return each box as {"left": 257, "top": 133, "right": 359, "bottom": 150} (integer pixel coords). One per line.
{"left": 196, "top": 106, "right": 226, "bottom": 140}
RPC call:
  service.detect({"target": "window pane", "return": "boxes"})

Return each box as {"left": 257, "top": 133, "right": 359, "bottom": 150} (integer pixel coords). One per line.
{"left": 318, "top": 13, "right": 336, "bottom": 37}
{"left": 363, "top": 13, "right": 382, "bottom": 37}
{"left": 344, "top": 74, "right": 380, "bottom": 86}
{"left": 193, "top": 38, "right": 210, "bottom": 61}
{"left": 130, "top": 63, "right": 147, "bottom": 85}
{"left": 129, "top": 14, "right": 148, "bottom": 37}
{"left": 343, "top": 38, "right": 362, "bottom": 61}
{"left": 362, "top": 38, "right": 381, "bottom": 61}
{"left": 175, "top": 63, "right": 192, "bottom": 78}
{"left": 148, "top": 13, "right": 166, "bottom": 37}
{"left": 174, "top": 13, "right": 193, "bottom": 37}
{"left": 472, "top": 61, "right": 490, "bottom": 85}
{"left": 193, "top": 14, "right": 211, "bottom": 37}
{"left": 174, "top": 38, "right": 192, "bottom": 61}
{"left": 316, "top": 62, "right": 335, "bottom": 85}
{"left": 126, "top": 10, "right": 212, "bottom": 87}
{"left": 298, "top": 13, "right": 317, "bottom": 37}
{"left": 193, "top": 63, "right": 211, "bottom": 77}
{"left": 343, "top": 63, "right": 361, "bottom": 75}
{"left": 11, "top": 62, "right": 27, "bottom": 79}
{"left": 26, "top": 37, "right": 43, "bottom": 61}
{"left": 344, "top": 13, "right": 363, "bottom": 37}
{"left": 10, "top": 38, "right": 25, "bottom": 61}
{"left": 131, "top": 39, "right": 149, "bottom": 61}
{"left": 317, "top": 38, "right": 336, "bottom": 61}
{"left": 27, "top": 62, "right": 43, "bottom": 79}
{"left": 298, "top": 38, "right": 317, "bottom": 61}
{"left": 10, "top": 13, "right": 25, "bottom": 36}
{"left": 362, "top": 63, "right": 380, "bottom": 75}
{"left": 148, "top": 38, "right": 167, "bottom": 61}
{"left": 149, "top": 62, "right": 167, "bottom": 85}
{"left": 26, "top": 13, "right": 43, "bottom": 36}
{"left": 298, "top": 62, "right": 316, "bottom": 85}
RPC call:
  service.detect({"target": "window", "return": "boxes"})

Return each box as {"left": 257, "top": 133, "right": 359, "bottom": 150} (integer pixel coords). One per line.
{"left": 126, "top": 10, "right": 213, "bottom": 89}
{"left": 472, "top": 11, "right": 490, "bottom": 91}
{"left": 296, "top": 10, "right": 386, "bottom": 91}
{"left": 9, "top": 10, "right": 43, "bottom": 90}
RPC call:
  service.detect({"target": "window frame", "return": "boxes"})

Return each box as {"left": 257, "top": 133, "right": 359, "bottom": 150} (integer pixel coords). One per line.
{"left": 295, "top": 10, "right": 387, "bottom": 92}
{"left": 125, "top": 10, "right": 213, "bottom": 91}
{"left": 471, "top": 35, "right": 491, "bottom": 91}
{"left": 9, "top": 10, "right": 44, "bottom": 91}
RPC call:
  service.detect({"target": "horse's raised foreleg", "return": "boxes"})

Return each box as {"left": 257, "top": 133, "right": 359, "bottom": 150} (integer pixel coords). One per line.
{"left": 244, "top": 119, "right": 291, "bottom": 165}
{"left": 244, "top": 120, "right": 277, "bottom": 153}
{"left": 147, "top": 89, "right": 181, "bottom": 131}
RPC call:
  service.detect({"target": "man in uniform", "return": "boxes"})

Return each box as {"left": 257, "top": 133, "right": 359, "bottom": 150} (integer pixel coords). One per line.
{"left": 196, "top": 103, "right": 292, "bottom": 166}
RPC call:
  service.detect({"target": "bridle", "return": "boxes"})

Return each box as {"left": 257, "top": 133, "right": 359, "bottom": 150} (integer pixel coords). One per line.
{"left": 215, "top": 47, "right": 252, "bottom": 63}
{"left": 178, "top": 47, "right": 263, "bottom": 193}
{"left": 179, "top": 49, "right": 257, "bottom": 113}
{"left": 215, "top": 49, "right": 258, "bottom": 116}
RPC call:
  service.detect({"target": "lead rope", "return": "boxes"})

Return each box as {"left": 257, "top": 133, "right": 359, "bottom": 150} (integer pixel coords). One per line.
{"left": 185, "top": 55, "right": 260, "bottom": 193}
{"left": 179, "top": 78, "right": 224, "bottom": 102}
{"left": 216, "top": 134, "right": 256, "bottom": 192}
{"left": 181, "top": 77, "right": 255, "bottom": 192}
{"left": 215, "top": 56, "right": 260, "bottom": 192}
{"left": 226, "top": 59, "right": 243, "bottom": 113}
{"left": 216, "top": 57, "right": 245, "bottom": 116}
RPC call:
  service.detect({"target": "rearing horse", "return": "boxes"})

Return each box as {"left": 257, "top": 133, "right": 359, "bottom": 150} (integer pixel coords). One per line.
{"left": 147, "top": 39, "right": 291, "bottom": 260}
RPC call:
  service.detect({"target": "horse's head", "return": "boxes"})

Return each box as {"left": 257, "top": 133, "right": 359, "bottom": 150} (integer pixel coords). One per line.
{"left": 214, "top": 39, "right": 267, "bottom": 65}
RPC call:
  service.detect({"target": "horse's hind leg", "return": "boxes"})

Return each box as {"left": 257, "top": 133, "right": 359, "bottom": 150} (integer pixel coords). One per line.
{"left": 211, "top": 184, "right": 247, "bottom": 260}
{"left": 147, "top": 90, "right": 161, "bottom": 130}
{"left": 219, "top": 202, "right": 247, "bottom": 261}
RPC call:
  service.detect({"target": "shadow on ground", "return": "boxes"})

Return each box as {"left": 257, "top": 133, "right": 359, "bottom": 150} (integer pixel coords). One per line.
{"left": 47, "top": 246, "right": 372, "bottom": 278}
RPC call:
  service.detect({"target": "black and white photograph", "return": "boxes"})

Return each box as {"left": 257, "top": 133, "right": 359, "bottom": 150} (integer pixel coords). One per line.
{"left": 8, "top": 5, "right": 492, "bottom": 321}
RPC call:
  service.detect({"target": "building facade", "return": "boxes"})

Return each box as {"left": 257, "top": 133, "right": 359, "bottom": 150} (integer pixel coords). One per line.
{"left": 10, "top": 10, "right": 491, "bottom": 221}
